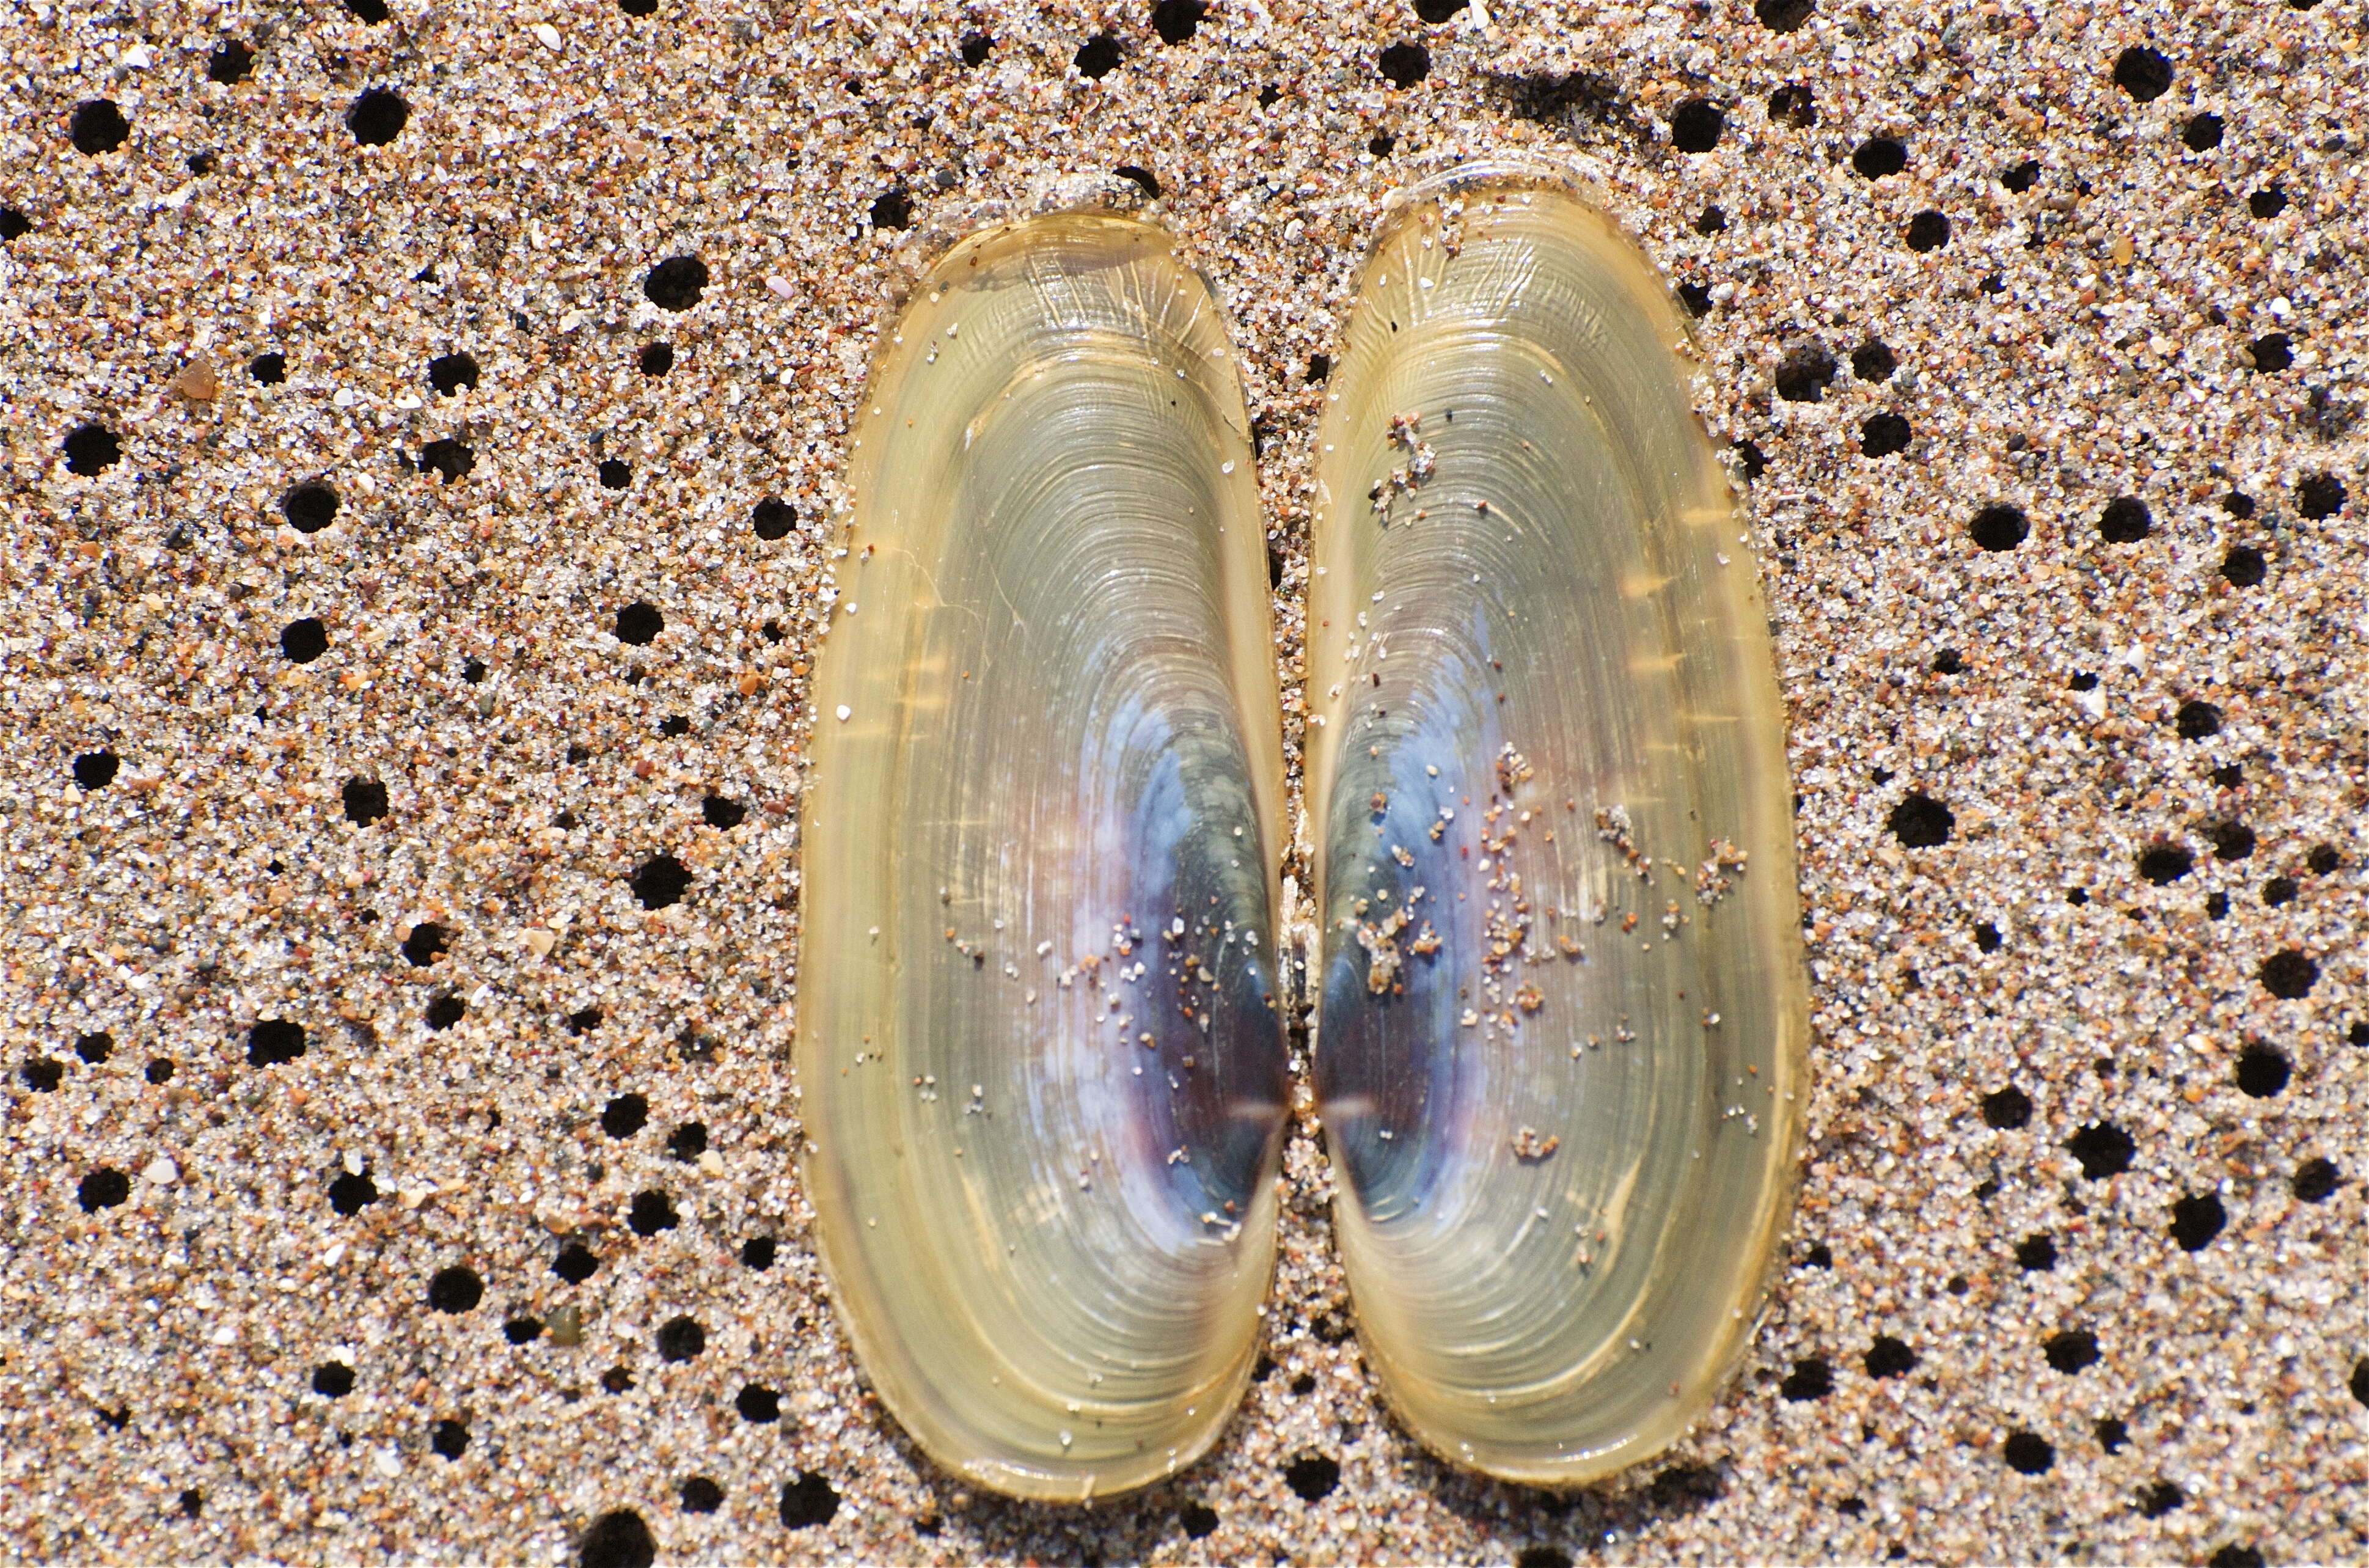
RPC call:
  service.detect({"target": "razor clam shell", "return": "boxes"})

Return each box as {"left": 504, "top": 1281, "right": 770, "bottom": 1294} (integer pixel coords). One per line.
{"left": 797, "top": 213, "right": 1289, "bottom": 1501}
{"left": 1306, "top": 172, "right": 1809, "bottom": 1486}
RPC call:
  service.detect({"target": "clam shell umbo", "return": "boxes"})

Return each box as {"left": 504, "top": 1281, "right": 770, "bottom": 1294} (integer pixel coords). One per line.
{"left": 1306, "top": 170, "right": 1809, "bottom": 1485}
{"left": 797, "top": 213, "right": 1289, "bottom": 1501}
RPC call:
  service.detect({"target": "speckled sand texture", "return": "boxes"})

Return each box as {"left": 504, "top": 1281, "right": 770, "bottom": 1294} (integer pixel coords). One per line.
{"left": 4, "top": 0, "right": 2366, "bottom": 1564}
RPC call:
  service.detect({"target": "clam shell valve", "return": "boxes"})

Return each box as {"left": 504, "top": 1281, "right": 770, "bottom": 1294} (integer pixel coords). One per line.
{"left": 797, "top": 213, "right": 1290, "bottom": 1501}
{"left": 1306, "top": 173, "right": 1810, "bottom": 1485}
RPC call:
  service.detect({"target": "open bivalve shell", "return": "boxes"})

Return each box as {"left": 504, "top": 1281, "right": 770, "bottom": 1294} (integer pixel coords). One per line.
{"left": 797, "top": 212, "right": 1290, "bottom": 1501}
{"left": 1306, "top": 167, "right": 1811, "bottom": 1486}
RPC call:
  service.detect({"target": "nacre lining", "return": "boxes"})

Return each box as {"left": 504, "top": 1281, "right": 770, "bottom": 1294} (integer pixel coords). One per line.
{"left": 798, "top": 213, "right": 1289, "bottom": 1501}
{"left": 1306, "top": 173, "right": 1809, "bottom": 1486}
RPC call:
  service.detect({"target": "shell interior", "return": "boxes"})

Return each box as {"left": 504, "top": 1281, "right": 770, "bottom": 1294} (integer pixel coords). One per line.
{"left": 1306, "top": 173, "right": 1810, "bottom": 1486}
{"left": 797, "top": 213, "right": 1289, "bottom": 1502}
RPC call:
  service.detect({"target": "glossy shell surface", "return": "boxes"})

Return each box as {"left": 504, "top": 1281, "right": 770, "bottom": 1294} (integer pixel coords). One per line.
{"left": 797, "top": 213, "right": 1289, "bottom": 1501}
{"left": 1306, "top": 172, "right": 1809, "bottom": 1486}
